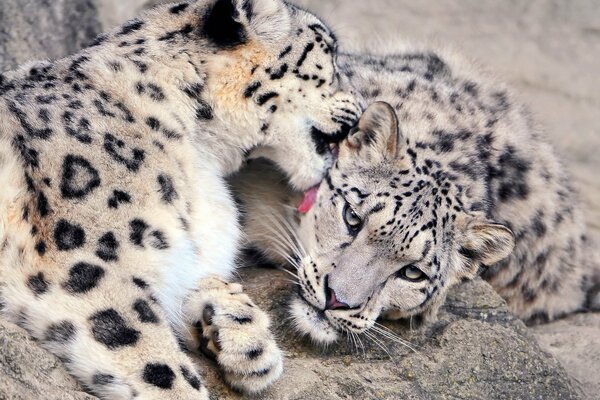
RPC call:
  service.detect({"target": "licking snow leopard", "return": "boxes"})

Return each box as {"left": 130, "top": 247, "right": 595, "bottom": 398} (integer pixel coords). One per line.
{"left": 0, "top": 0, "right": 361, "bottom": 398}
{"left": 233, "top": 45, "right": 600, "bottom": 344}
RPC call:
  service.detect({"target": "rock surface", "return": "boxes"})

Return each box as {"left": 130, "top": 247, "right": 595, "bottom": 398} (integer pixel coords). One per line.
{"left": 0, "top": 0, "right": 101, "bottom": 71}
{"left": 0, "top": 268, "right": 581, "bottom": 400}
{"left": 0, "top": 320, "right": 95, "bottom": 400}
{"left": 194, "top": 268, "right": 581, "bottom": 399}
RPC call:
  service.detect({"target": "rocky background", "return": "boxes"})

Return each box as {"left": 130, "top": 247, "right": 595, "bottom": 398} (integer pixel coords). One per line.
{"left": 1, "top": 0, "right": 598, "bottom": 399}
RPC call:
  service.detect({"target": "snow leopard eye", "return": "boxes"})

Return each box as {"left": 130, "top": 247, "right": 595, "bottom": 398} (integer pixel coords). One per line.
{"left": 343, "top": 202, "right": 362, "bottom": 234}
{"left": 397, "top": 265, "right": 428, "bottom": 282}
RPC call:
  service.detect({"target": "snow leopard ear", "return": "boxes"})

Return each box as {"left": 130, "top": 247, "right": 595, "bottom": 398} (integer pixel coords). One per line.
{"left": 342, "top": 102, "right": 402, "bottom": 163}
{"left": 457, "top": 220, "right": 515, "bottom": 279}
{"left": 204, "top": 0, "right": 291, "bottom": 48}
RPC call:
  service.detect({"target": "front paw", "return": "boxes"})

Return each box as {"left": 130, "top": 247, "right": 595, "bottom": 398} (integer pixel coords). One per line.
{"left": 187, "top": 278, "right": 283, "bottom": 394}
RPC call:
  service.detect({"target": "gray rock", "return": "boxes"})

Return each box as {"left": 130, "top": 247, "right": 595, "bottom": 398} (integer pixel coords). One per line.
{"left": 0, "top": 320, "right": 95, "bottom": 400}
{"left": 0, "top": 268, "right": 580, "bottom": 400}
{"left": 194, "top": 268, "right": 582, "bottom": 400}
{"left": 0, "top": 0, "right": 101, "bottom": 71}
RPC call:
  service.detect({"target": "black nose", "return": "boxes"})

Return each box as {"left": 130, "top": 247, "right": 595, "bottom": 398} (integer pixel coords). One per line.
{"left": 324, "top": 279, "right": 350, "bottom": 310}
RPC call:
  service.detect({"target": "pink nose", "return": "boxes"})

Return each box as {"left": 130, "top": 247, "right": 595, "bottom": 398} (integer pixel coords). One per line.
{"left": 325, "top": 285, "right": 350, "bottom": 310}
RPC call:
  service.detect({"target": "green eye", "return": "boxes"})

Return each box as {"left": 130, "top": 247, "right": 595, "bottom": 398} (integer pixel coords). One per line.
{"left": 397, "top": 265, "right": 427, "bottom": 282}
{"left": 343, "top": 202, "right": 362, "bottom": 234}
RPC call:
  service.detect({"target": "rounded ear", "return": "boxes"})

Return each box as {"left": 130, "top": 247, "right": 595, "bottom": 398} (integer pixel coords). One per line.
{"left": 457, "top": 221, "right": 515, "bottom": 278}
{"left": 341, "top": 102, "right": 401, "bottom": 163}
{"left": 204, "top": 0, "right": 290, "bottom": 48}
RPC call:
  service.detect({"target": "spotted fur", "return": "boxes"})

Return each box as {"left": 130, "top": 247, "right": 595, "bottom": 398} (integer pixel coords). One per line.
{"left": 235, "top": 44, "right": 600, "bottom": 344}
{"left": 0, "top": 1, "right": 360, "bottom": 398}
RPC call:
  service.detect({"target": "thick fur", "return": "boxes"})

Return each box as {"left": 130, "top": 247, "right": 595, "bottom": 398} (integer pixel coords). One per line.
{"left": 0, "top": 0, "right": 361, "bottom": 398}
{"left": 234, "top": 43, "right": 600, "bottom": 344}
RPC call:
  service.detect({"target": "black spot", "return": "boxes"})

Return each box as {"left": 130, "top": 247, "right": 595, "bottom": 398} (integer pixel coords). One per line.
{"left": 63, "top": 262, "right": 105, "bottom": 294}
{"left": 149, "top": 230, "right": 169, "bottom": 250}
{"left": 8, "top": 102, "right": 53, "bottom": 140}
{"left": 60, "top": 155, "right": 101, "bottom": 199}
{"left": 89, "top": 34, "right": 109, "bottom": 47}
{"left": 232, "top": 315, "right": 252, "bottom": 324}
{"left": 297, "top": 42, "right": 315, "bottom": 67}
{"left": 278, "top": 45, "right": 292, "bottom": 59}
{"left": 256, "top": 92, "right": 278, "bottom": 106}
{"left": 12, "top": 135, "right": 39, "bottom": 168}
{"left": 108, "top": 190, "right": 131, "bottom": 209}
{"left": 37, "top": 192, "right": 51, "bottom": 217}
{"left": 195, "top": 100, "right": 214, "bottom": 120}
{"left": 54, "top": 220, "right": 86, "bottom": 251}
{"left": 90, "top": 309, "right": 141, "bottom": 349}
{"left": 180, "top": 366, "right": 201, "bottom": 390}
{"left": 133, "top": 299, "right": 159, "bottom": 323}
{"left": 143, "top": 363, "right": 176, "bottom": 389}
{"left": 157, "top": 174, "right": 178, "bottom": 204}
{"left": 204, "top": 0, "right": 247, "bottom": 48}
{"left": 118, "top": 19, "right": 145, "bottom": 36}
{"left": 27, "top": 272, "right": 49, "bottom": 295}
{"left": 132, "top": 277, "right": 149, "bottom": 289}
{"left": 158, "top": 24, "right": 193, "bottom": 41}
{"left": 92, "top": 373, "right": 115, "bottom": 386}
{"left": 246, "top": 348, "right": 263, "bottom": 360}
{"left": 170, "top": 3, "right": 189, "bottom": 14}
{"left": 63, "top": 112, "right": 93, "bottom": 144}
{"left": 45, "top": 320, "right": 76, "bottom": 342}
{"left": 145, "top": 117, "right": 160, "bottom": 131}
{"left": 244, "top": 82, "right": 261, "bottom": 98}
{"left": 270, "top": 64, "right": 288, "bottom": 80}
{"left": 532, "top": 213, "right": 547, "bottom": 238}
{"left": 35, "top": 241, "right": 47, "bottom": 256}
{"left": 494, "top": 146, "right": 531, "bottom": 202}
{"left": 96, "top": 232, "right": 119, "bottom": 262}
{"left": 129, "top": 219, "right": 149, "bottom": 247}
{"left": 104, "top": 133, "right": 145, "bottom": 172}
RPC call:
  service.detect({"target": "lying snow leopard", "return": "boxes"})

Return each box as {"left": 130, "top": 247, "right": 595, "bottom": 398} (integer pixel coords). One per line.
{"left": 0, "top": 0, "right": 361, "bottom": 398}
{"left": 234, "top": 45, "right": 600, "bottom": 344}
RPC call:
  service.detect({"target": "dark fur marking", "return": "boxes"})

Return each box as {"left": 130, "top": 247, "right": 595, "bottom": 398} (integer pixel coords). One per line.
{"left": 180, "top": 366, "right": 201, "bottom": 390}
{"left": 118, "top": 19, "right": 144, "bottom": 36}
{"left": 195, "top": 100, "right": 214, "bottom": 120}
{"left": 143, "top": 363, "right": 175, "bottom": 389}
{"left": 157, "top": 174, "right": 178, "bottom": 204}
{"left": 90, "top": 309, "right": 141, "bottom": 349}
{"left": 63, "top": 262, "right": 105, "bottom": 294}
{"left": 170, "top": 3, "right": 189, "bottom": 14}
{"left": 54, "top": 219, "right": 86, "bottom": 251}
{"left": 149, "top": 230, "right": 169, "bottom": 250}
{"left": 92, "top": 373, "right": 115, "bottom": 386}
{"left": 256, "top": 92, "right": 278, "bottom": 106}
{"left": 246, "top": 348, "right": 263, "bottom": 360}
{"left": 104, "top": 133, "right": 145, "bottom": 172}
{"left": 297, "top": 42, "right": 315, "bottom": 67}
{"left": 27, "top": 272, "right": 49, "bottom": 295}
{"left": 244, "top": 82, "right": 261, "bottom": 98}
{"left": 108, "top": 190, "right": 131, "bottom": 209}
{"left": 60, "top": 155, "right": 101, "bottom": 199}
{"left": 96, "top": 232, "right": 119, "bottom": 262}
{"left": 129, "top": 219, "right": 149, "bottom": 247}
{"left": 204, "top": 0, "right": 247, "bottom": 48}
{"left": 37, "top": 192, "right": 51, "bottom": 217}
{"left": 132, "top": 277, "right": 149, "bottom": 289}
{"left": 45, "top": 321, "right": 76, "bottom": 342}
{"left": 133, "top": 299, "right": 159, "bottom": 323}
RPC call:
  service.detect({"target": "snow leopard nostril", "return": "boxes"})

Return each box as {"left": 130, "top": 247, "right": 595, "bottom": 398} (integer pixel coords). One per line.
{"left": 324, "top": 278, "right": 350, "bottom": 311}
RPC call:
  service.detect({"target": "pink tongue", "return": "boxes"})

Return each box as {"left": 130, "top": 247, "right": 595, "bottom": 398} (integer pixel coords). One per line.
{"left": 298, "top": 185, "right": 319, "bottom": 214}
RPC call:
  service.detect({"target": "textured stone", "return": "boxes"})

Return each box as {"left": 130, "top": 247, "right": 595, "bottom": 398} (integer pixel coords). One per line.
{"left": 0, "top": 320, "right": 95, "bottom": 400}
{"left": 0, "top": 0, "right": 101, "bottom": 70}
{"left": 194, "top": 269, "right": 581, "bottom": 400}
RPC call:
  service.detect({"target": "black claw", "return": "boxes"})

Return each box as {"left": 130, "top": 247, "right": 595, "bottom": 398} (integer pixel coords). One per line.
{"left": 202, "top": 304, "right": 215, "bottom": 326}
